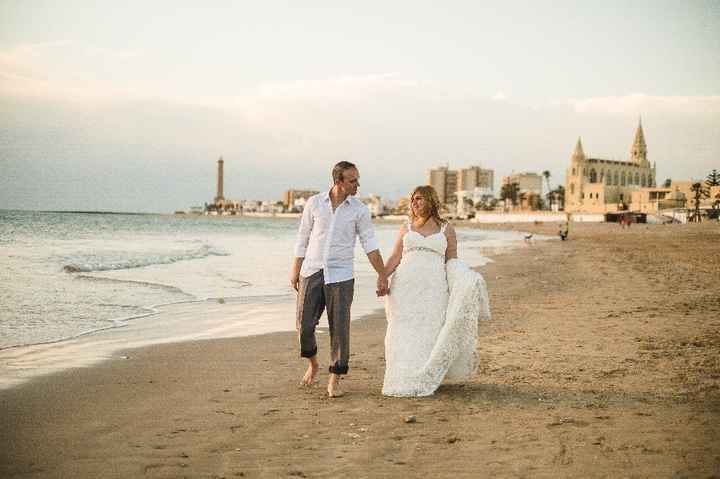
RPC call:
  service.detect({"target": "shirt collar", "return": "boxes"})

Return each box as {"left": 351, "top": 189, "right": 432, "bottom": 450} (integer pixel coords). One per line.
{"left": 323, "top": 190, "right": 351, "bottom": 206}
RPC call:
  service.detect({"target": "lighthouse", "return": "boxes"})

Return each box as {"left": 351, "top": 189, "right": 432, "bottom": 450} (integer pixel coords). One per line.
{"left": 214, "top": 157, "right": 225, "bottom": 205}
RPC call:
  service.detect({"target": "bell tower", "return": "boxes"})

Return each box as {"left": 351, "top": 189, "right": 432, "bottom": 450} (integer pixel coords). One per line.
{"left": 572, "top": 137, "right": 586, "bottom": 164}
{"left": 565, "top": 137, "right": 586, "bottom": 211}
{"left": 630, "top": 118, "right": 648, "bottom": 164}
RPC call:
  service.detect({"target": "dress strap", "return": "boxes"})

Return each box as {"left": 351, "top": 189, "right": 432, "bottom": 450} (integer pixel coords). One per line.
{"left": 440, "top": 221, "right": 447, "bottom": 233}
{"left": 407, "top": 219, "right": 413, "bottom": 232}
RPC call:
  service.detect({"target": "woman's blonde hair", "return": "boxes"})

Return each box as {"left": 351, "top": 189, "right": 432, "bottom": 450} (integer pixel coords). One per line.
{"left": 408, "top": 185, "right": 446, "bottom": 226}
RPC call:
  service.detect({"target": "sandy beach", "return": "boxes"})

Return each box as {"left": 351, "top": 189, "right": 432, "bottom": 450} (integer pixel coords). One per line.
{"left": 2, "top": 222, "right": 719, "bottom": 478}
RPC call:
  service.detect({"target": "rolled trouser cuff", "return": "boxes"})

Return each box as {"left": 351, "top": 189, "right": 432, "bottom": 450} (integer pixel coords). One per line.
{"left": 328, "top": 362, "right": 349, "bottom": 375}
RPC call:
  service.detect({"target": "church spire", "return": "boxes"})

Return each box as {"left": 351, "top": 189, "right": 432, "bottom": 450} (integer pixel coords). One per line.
{"left": 631, "top": 118, "right": 647, "bottom": 163}
{"left": 572, "top": 137, "right": 585, "bottom": 162}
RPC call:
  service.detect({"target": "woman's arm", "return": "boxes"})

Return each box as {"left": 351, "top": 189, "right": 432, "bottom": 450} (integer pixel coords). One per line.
{"left": 384, "top": 223, "right": 407, "bottom": 277}
{"left": 445, "top": 223, "right": 458, "bottom": 262}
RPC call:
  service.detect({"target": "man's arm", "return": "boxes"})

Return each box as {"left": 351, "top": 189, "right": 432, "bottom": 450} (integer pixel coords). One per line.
{"left": 290, "top": 198, "right": 314, "bottom": 291}
{"left": 290, "top": 257, "right": 304, "bottom": 291}
{"left": 367, "top": 249, "right": 388, "bottom": 296}
{"left": 356, "top": 206, "right": 387, "bottom": 296}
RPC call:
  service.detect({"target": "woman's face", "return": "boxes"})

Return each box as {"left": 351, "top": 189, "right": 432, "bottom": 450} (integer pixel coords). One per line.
{"left": 411, "top": 193, "right": 428, "bottom": 217}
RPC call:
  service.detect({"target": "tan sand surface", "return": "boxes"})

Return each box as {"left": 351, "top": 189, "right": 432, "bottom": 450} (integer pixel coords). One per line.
{"left": 1, "top": 222, "right": 719, "bottom": 478}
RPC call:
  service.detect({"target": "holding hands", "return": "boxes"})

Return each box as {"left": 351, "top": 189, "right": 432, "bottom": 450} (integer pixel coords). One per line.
{"left": 376, "top": 274, "right": 389, "bottom": 297}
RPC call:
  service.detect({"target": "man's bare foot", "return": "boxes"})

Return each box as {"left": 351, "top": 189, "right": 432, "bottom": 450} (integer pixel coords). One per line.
{"left": 327, "top": 373, "right": 345, "bottom": 398}
{"left": 300, "top": 360, "right": 319, "bottom": 386}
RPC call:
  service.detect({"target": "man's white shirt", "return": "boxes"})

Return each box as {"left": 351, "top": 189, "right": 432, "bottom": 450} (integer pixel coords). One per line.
{"left": 294, "top": 191, "right": 379, "bottom": 284}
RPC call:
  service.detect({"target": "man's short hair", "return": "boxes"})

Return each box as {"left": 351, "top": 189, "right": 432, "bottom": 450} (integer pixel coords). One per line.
{"left": 332, "top": 161, "right": 357, "bottom": 183}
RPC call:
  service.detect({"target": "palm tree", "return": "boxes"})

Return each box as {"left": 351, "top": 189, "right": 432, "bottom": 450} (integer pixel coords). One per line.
{"left": 500, "top": 182, "right": 520, "bottom": 209}
{"left": 663, "top": 178, "right": 672, "bottom": 188}
{"left": 706, "top": 169, "right": 720, "bottom": 188}
{"left": 518, "top": 192, "right": 528, "bottom": 210}
{"left": 500, "top": 183, "right": 511, "bottom": 206}
{"left": 690, "top": 182, "right": 710, "bottom": 222}
{"left": 462, "top": 196, "right": 474, "bottom": 217}
{"left": 542, "top": 170, "right": 552, "bottom": 210}
{"left": 547, "top": 185, "right": 565, "bottom": 210}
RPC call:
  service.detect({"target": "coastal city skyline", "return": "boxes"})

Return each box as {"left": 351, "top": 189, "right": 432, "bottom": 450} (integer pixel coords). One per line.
{"left": 196, "top": 116, "right": 720, "bottom": 220}
{"left": 1, "top": 2, "right": 719, "bottom": 213}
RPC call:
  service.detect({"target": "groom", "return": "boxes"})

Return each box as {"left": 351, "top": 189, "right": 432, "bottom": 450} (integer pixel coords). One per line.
{"left": 290, "top": 161, "right": 388, "bottom": 397}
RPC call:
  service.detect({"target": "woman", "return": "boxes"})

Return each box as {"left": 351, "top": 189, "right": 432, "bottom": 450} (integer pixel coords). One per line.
{"left": 382, "top": 185, "right": 491, "bottom": 397}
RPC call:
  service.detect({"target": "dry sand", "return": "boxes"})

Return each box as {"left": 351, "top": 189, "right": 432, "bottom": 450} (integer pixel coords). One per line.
{"left": 1, "top": 222, "right": 719, "bottom": 478}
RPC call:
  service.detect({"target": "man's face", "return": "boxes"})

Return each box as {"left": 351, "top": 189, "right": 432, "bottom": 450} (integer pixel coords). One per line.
{"left": 338, "top": 168, "right": 360, "bottom": 196}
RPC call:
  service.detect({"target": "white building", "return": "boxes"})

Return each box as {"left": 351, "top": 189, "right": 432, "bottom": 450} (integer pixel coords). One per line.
{"left": 293, "top": 196, "right": 309, "bottom": 212}
{"left": 242, "top": 200, "right": 260, "bottom": 212}
{"left": 360, "top": 194, "right": 384, "bottom": 217}
{"left": 503, "top": 172, "right": 543, "bottom": 195}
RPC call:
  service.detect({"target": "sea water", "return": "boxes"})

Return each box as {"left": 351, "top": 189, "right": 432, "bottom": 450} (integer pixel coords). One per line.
{"left": 0, "top": 210, "right": 532, "bottom": 388}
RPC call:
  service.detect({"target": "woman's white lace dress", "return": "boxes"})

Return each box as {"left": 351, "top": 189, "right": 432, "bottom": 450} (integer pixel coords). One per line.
{"left": 382, "top": 222, "right": 491, "bottom": 397}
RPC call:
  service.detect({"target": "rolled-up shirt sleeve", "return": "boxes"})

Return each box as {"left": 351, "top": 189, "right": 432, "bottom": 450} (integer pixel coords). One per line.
{"left": 356, "top": 206, "right": 380, "bottom": 255}
{"left": 294, "top": 197, "right": 314, "bottom": 257}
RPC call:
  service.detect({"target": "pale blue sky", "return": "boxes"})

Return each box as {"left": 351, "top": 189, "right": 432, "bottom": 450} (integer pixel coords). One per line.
{"left": 1, "top": 1, "right": 719, "bottom": 212}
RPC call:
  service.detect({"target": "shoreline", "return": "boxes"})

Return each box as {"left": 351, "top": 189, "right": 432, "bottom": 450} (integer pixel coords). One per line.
{"left": 2, "top": 222, "right": 718, "bottom": 477}
{"left": 0, "top": 224, "right": 528, "bottom": 390}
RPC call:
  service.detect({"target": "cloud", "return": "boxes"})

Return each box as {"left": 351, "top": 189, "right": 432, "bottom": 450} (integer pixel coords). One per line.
{"left": 2, "top": 41, "right": 717, "bottom": 190}
{"left": 0, "top": 69, "right": 115, "bottom": 103}
{"left": 0, "top": 41, "right": 427, "bottom": 113}
{"left": 83, "top": 45, "right": 140, "bottom": 60}
{"left": 0, "top": 41, "right": 143, "bottom": 103}
{"left": 228, "top": 73, "right": 425, "bottom": 135}
{"left": 570, "top": 94, "right": 720, "bottom": 115}
{"left": 252, "top": 73, "right": 419, "bottom": 100}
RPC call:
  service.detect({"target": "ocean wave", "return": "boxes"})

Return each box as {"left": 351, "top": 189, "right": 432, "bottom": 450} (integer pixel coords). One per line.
{"left": 205, "top": 293, "right": 295, "bottom": 304}
{"left": 62, "top": 244, "right": 229, "bottom": 273}
{"left": 74, "top": 275, "right": 195, "bottom": 297}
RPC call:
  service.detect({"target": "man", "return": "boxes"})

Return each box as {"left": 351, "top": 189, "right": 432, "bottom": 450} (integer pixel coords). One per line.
{"left": 290, "top": 161, "right": 388, "bottom": 398}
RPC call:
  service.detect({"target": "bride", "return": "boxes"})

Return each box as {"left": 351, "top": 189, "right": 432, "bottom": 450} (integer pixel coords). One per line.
{"left": 382, "top": 186, "right": 491, "bottom": 397}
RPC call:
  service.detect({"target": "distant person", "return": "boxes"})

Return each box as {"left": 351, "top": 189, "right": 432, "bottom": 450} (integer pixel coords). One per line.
{"left": 290, "top": 161, "right": 388, "bottom": 398}
{"left": 559, "top": 221, "right": 569, "bottom": 241}
{"left": 619, "top": 212, "right": 634, "bottom": 228}
{"left": 381, "top": 186, "right": 491, "bottom": 397}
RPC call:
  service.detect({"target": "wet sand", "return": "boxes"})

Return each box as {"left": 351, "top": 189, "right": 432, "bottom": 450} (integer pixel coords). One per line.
{"left": 1, "top": 222, "right": 719, "bottom": 478}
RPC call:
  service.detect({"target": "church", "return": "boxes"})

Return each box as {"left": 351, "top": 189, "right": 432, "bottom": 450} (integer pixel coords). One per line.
{"left": 564, "top": 120, "right": 657, "bottom": 213}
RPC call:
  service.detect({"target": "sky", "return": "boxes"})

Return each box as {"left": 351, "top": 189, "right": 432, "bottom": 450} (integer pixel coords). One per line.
{"left": 1, "top": 0, "right": 719, "bottom": 213}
